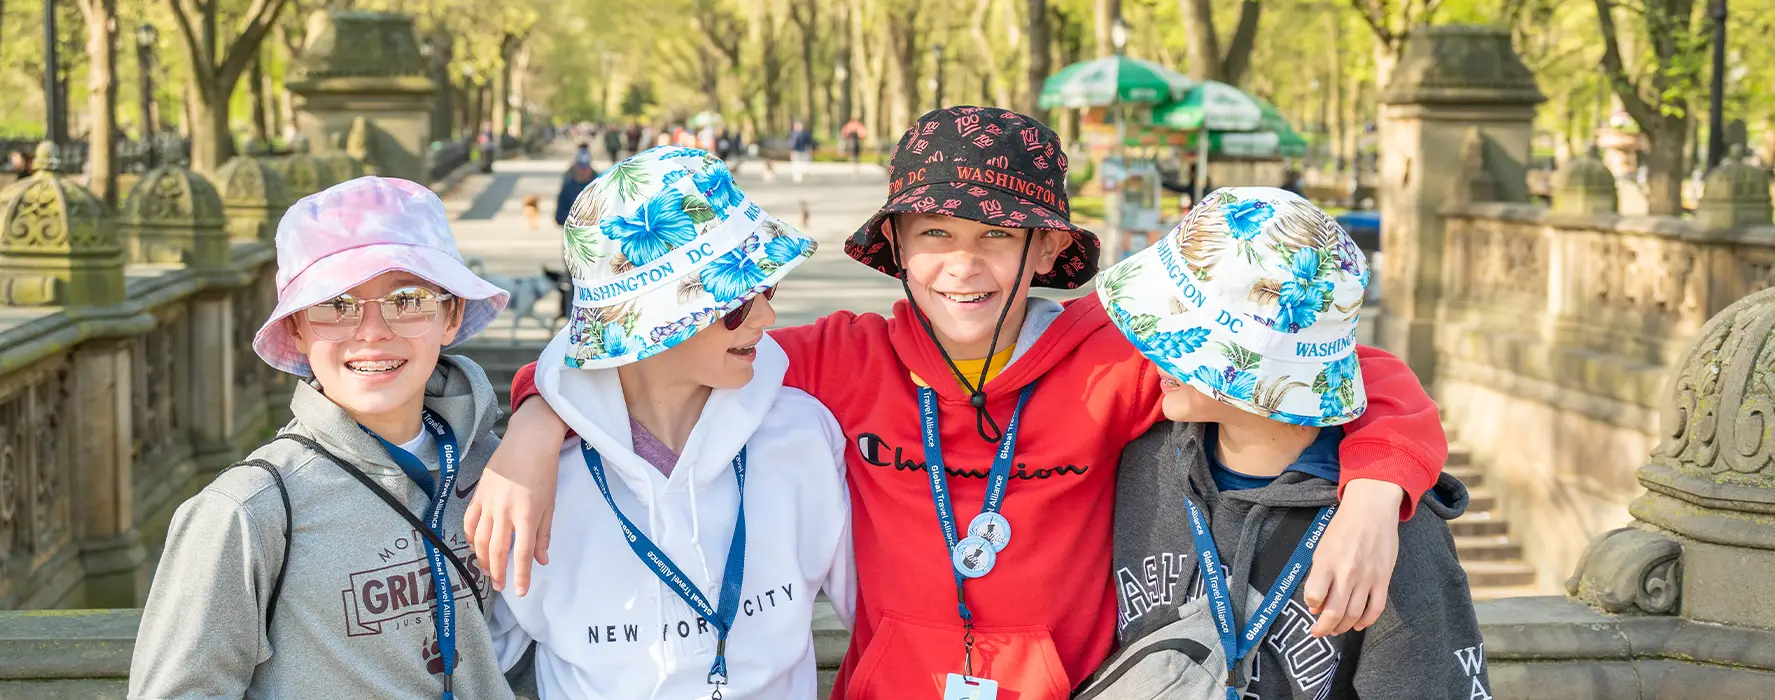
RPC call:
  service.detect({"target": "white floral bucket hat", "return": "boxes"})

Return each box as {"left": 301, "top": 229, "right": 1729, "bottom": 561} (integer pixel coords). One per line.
{"left": 1096, "top": 186, "right": 1369, "bottom": 426}
{"left": 253, "top": 176, "right": 510, "bottom": 377}
{"left": 559, "top": 146, "right": 817, "bottom": 368}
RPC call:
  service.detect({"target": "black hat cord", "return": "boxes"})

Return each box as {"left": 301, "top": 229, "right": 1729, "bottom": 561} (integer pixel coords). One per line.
{"left": 889, "top": 219, "right": 1037, "bottom": 444}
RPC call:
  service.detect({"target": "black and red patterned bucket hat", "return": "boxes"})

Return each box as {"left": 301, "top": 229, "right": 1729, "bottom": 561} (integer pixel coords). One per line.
{"left": 846, "top": 106, "right": 1101, "bottom": 289}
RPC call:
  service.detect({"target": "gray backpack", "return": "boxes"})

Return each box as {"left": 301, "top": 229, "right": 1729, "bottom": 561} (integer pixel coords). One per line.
{"left": 1075, "top": 508, "right": 1318, "bottom": 700}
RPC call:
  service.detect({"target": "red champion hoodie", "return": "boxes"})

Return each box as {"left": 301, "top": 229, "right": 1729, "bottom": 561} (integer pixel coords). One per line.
{"left": 509, "top": 294, "right": 1446, "bottom": 699}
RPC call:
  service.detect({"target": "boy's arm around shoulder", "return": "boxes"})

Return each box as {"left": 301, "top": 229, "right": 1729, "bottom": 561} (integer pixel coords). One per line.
{"left": 1341, "top": 345, "right": 1448, "bottom": 520}
{"left": 1350, "top": 482, "right": 1492, "bottom": 699}
{"left": 128, "top": 473, "right": 288, "bottom": 700}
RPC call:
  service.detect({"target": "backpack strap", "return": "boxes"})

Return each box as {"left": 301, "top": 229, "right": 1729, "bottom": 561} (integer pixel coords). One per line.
{"left": 221, "top": 457, "right": 295, "bottom": 628}
{"left": 273, "top": 432, "right": 487, "bottom": 613}
{"left": 1251, "top": 507, "right": 1325, "bottom": 592}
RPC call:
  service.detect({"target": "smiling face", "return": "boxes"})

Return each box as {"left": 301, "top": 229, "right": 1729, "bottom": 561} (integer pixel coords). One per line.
{"left": 640, "top": 292, "right": 777, "bottom": 390}
{"left": 290, "top": 272, "right": 463, "bottom": 429}
{"left": 891, "top": 213, "right": 1068, "bottom": 359}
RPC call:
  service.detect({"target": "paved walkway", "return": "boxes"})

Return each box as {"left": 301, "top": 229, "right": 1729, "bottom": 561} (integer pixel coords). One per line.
{"left": 444, "top": 151, "right": 923, "bottom": 343}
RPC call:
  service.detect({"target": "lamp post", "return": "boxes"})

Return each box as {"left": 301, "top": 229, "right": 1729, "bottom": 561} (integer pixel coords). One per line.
{"left": 1706, "top": 0, "right": 1727, "bottom": 169}
{"left": 136, "top": 23, "right": 158, "bottom": 169}
{"left": 931, "top": 44, "right": 945, "bottom": 111}
{"left": 1110, "top": 16, "right": 1130, "bottom": 261}
{"left": 43, "top": 0, "right": 62, "bottom": 148}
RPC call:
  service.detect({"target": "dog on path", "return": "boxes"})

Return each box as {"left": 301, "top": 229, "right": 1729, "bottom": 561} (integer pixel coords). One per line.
{"left": 467, "top": 259, "right": 563, "bottom": 341}
{"left": 522, "top": 195, "right": 543, "bottom": 231}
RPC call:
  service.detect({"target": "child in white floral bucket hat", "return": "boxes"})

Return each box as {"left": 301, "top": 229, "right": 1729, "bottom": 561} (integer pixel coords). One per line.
{"left": 486, "top": 146, "right": 855, "bottom": 700}
{"left": 1081, "top": 187, "right": 1489, "bottom": 700}
{"left": 1097, "top": 186, "right": 1369, "bottom": 425}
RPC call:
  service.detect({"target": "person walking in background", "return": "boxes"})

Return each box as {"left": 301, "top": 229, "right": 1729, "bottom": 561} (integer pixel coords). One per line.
{"left": 841, "top": 119, "right": 868, "bottom": 178}
{"left": 789, "top": 120, "right": 814, "bottom": 184}
{"left": 555, "top": 149, "right": 597, "bottom": 228}
{"left": 1282, "top": 167, "right": 1306, "bottom": 196}
{"left": 603, "top": 124, "right": 624, "bottom": 163}
{"left": 626, "top": 124, "right": 643, "bottom": 155}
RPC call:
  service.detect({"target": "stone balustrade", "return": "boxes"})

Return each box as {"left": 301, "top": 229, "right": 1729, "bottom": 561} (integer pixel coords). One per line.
{"left": 0, "top": 142, "right": 369, "bottom": 611}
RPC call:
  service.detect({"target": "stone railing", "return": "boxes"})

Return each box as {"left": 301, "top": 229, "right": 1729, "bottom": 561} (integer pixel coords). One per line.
{"left": 0, "top": 141, "right": 350, "bottom": 611}
{"left": 1426, "top": 144, "right": 1775, "bottom": 591}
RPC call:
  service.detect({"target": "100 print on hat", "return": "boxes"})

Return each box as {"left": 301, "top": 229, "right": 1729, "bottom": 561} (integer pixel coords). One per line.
{"left": 1097, "top": 187, "right": 1370, "bottom": 426}
{"left": 558, "top": 146, "right": 817, "bottom": 368}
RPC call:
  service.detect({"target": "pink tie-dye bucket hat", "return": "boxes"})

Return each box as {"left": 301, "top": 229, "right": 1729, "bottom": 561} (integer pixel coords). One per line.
{"left": 252, "top": 176, "right": 510, "bottom": 376}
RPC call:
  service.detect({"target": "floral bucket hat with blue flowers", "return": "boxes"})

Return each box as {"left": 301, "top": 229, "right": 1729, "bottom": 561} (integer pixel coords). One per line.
{"left": 557, "top": 145, "right": 817, "bottom": 368}
{"left": 1095, "top": 187, "right": 1370, "bottom": 426}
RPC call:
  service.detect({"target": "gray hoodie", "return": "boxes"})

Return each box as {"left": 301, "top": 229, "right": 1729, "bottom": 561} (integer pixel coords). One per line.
{"left": 128, "top": 356, "right": 516, "bottom": 700}
{"left": 1110, "top": 421, "right": 1492, "bottom": 700}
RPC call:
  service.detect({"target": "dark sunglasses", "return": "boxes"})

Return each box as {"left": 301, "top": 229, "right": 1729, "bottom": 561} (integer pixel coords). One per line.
{"left": 723, "top": 287, "right": 776, "bottom": 330}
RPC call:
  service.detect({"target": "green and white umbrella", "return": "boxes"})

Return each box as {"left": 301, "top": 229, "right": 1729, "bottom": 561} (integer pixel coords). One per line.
{"left": 1039, "top": 56, "right": 1195, "bottom": 109}
{"left": 1151, "top": 81, "right": 1267, "bottom": 131}
{"left": 1177, "top": 102, "right": 1309, "bottom": 158}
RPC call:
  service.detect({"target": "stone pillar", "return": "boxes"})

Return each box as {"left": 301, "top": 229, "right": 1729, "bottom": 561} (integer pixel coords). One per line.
{"left": 287, "top": 10, "right": 437, "bottom": 183}
{"left": 71, "top": 338, "right": 147, "bottom": 607}
{"left": 0, "top": 143, "right": 126, "bottom": 307}
{"left": 1695, "top": 145, "right": 1773, "bottom": 231}
{"left": 118, "top": 155, "right": 229, "bottom": 267}
{"left": 1375, "top": 26, "right": 1544, "bottom": 382}
{"left": 1552, "top": 148, "right": 1619, "bottom": 216}
{"left": 214, "top": 142, "right": 292, "bottom": 243}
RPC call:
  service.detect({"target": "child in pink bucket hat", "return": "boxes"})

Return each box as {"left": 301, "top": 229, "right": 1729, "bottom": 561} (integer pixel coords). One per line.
{"left": 131, "top": 176, "right": 521, "bottom": 700}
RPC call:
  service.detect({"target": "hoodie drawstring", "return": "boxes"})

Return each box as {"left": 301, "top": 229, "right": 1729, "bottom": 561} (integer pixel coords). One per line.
{"left": 891, "top": 224, "right": 1038, "bottom": 444}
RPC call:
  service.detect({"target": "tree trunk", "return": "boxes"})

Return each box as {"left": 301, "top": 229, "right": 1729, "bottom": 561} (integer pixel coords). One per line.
{"left": 888, "top": 9, "right": 920, "bottom": 129}
{"left": 250, "top": 52, "right": 270, "bottom": 145}
{"left": 1180, "top": 0, "right": 1221, "bottom": 79}
{"left": 495, "top": 35, "right": 515, "bottom": 142}
{"left": 1643, "top": 117, "right": 1687, "bottom": 215}
{"left": 79, "top": 0, "right": 118, "bottom": 204}
{"left": 839, "top": 0, "right": 855, "bottom": 124}
{"left": 1218, "top": 1, "right": 1262, "bottom": 86}
{"left": 1094, "top": 0, "right": 1119, "bottom": 57}
{"left": 1024, "top": 0, "right": 1048, "bottom": 118}
{"left": 186, "top": 83, "right": 232, "bottom": 174}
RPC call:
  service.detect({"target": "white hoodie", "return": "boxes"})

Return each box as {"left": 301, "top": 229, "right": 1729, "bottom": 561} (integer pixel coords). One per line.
{"left": 491, "top": 330, "right": 855, "bottom": 700}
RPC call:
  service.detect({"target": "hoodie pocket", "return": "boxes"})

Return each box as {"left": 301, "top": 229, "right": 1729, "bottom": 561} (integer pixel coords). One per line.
{"left": 845, "top": 610, "right": 1071, "bottom": 700}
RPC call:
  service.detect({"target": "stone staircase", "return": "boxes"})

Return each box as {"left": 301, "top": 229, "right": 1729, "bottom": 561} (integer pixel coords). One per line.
{"left": 1443, "top": 441, "right": 1543, "bottom": 599}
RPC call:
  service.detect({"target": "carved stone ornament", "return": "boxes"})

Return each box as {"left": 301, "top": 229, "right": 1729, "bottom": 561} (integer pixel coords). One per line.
{"left": 1552, "top": 147, "right": 1619, "bottom": 215}
{"left": 1635, "top": 285, "right": 1775, "bottom": 546}
{"left": 121, "top": 165, "right": 225, "bottom": 229}
{"left": 0, "top": 158, "right": 114, "bottom": 255}
{"left": 325, "top": 131, "right": 366, "bottom": 183}
{"left": 1566, "top": 526, "right": 1683, "bottom": 615}
{"left": 1380, "top": 25, "right": 1545, "bottom": 106}
{"left": 1697, "top": 145, "right": 1774, "bottom": 231}
{"left": 214, "top": 153, "right": 290, "bottom": 209}
{"left": 274, "top": 148, "right": 332, "bottom": 200}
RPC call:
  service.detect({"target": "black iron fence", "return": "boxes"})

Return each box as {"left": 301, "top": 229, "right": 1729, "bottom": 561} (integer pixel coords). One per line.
{"left": 0, "top": 135, "right": 192, "bottom": 175}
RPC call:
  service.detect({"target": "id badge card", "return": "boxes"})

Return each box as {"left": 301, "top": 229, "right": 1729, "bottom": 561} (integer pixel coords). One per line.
{"left": 943, "top": 673, "right": 999, "bottom": 700}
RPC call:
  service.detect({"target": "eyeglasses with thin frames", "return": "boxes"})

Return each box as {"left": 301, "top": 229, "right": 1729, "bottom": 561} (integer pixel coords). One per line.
{"left": 302, "top": 286, "right": 456, "bottom": 342}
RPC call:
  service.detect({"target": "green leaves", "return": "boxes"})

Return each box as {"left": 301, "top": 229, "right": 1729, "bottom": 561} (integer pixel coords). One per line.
{"left": 605, "top": 159, "right": 650, "bottom": 204}
{"left": 1221, "top": 341, "right": 1262, "bottom": 371}
{"left": 1126, "top": 313, "right": 1161, "bottom": 339}
{"left": 682, "top": 193, "right": 716, "bottom": 224}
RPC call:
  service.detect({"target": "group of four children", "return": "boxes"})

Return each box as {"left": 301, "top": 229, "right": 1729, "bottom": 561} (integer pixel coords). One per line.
{"left": 130, "top": 106, "right": 1490, "bottom": 700}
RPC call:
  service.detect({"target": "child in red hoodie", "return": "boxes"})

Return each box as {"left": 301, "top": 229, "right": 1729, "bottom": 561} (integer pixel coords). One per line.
{"left": 469, "top": 108, "right": 1446, "bottom": 700}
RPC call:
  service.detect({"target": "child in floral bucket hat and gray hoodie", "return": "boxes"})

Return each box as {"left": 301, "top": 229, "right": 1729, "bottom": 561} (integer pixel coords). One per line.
{"left": 1082, "top": 187, "right": 1490, "bottom": 700}
{"left": 483, "top": 146, "right": 854, "bottom": 700}
{"left": 129, "top": 176, "right": 517, "bottom": 699}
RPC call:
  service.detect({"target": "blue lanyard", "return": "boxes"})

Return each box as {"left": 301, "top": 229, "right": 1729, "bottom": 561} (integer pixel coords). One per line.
{"left": 368, "top": 409, "right": 462, "bottom": 700}
{"left": 1183, "top": 497, "right": 1336, "bottom": 700}
{"left": 917, "top": 383, "right": 1034, "bottom": 610}
{"left": 581, "top": 442, "right": 747, "bottom": 696}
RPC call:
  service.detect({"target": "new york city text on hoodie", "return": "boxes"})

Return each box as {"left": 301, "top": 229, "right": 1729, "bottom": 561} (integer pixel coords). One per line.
{"left": 491, "top": 331, "right": 855, "bottom": 699}
{"left": 1112, "top": 421, "right": 1491, "bottom": 700}
{"left": 510, "top": 294, "right": 1447, "bottom": 699}
{"left": 129, "top": 356, "right": 514, "bottom": 700}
